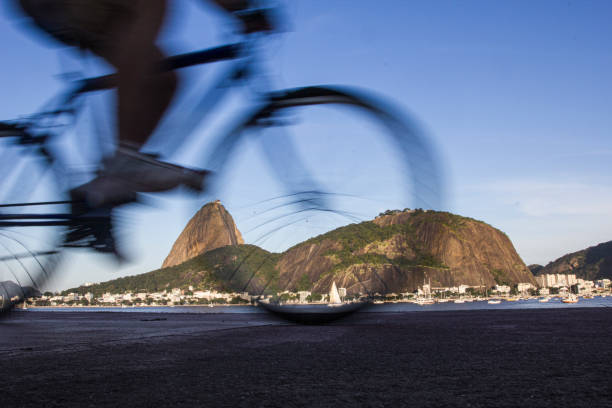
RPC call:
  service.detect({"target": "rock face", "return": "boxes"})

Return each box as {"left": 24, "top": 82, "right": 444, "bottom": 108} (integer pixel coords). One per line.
{"left": 534, "top": 241, "right": 612, "bottom": 281}
{"left": 89, "top": 208, "right": 535, "bottom": 296}
{"left": 162, "top": 201, "right": 244, "bottom": 268}
{"left": 277, "top": 209, "right": 536, "bottom": 295}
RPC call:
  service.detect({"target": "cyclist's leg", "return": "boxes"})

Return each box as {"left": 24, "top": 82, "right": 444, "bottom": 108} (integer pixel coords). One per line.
{"left": 91, "top": 0, "right": 177, "bottom": 149}
{"left": 67, "top": 1, "right": 207, "bottom": 207}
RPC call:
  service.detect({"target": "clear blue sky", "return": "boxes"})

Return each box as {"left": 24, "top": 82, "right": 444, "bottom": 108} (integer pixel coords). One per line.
{"left": 1, "top": 0, "right": 611, "bottom": 291}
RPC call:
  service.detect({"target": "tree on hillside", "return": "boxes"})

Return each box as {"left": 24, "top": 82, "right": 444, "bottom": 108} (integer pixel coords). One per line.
{"left": 296, "top": 274, "right": 311, "bottom": 291}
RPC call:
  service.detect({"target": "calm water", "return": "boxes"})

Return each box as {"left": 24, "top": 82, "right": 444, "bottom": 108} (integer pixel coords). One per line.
{"left": 20, "top": 296, "right": 612, "bottom": 314}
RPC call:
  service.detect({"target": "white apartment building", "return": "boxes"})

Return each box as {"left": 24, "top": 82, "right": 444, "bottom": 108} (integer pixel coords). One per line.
{"left": 535, "top": 274, "right": 577, "bottom": 288}
{"left": 238, "top": 292, "right": 251, "bottom": 301}
{"left": 577, "top": 279, "right": 595, "bottom": 292}
{"left": 517, "top": 283, "right": 534, "bottom": 292}
{"left": 495, "top": 285, "right": 511, "bottom": 294}
{"left": 297, "top": 291, "right": 311, "bottom": 303}
{"left": 193, "top": 291, "right": 209, "bottom": 299}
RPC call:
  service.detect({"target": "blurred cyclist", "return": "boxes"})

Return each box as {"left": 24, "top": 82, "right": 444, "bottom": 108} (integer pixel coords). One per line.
{"left": 16, "top": 0, "right": 272, "bottom": 208}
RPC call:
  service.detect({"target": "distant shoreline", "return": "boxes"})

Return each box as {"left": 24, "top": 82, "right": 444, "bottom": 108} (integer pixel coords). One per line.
{"left": 25, "top": 303, "right": 252, "bottom": 309}
{"left": 20, "top": 296, "right": 612, "bottom": 312}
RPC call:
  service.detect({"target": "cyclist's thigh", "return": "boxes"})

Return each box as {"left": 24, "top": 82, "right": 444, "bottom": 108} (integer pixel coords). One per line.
{"left": 17, "top": 0, "right": 155, "bottom": 52}
{"left": 90, "top": 0, "right": 168, "bottom": 68}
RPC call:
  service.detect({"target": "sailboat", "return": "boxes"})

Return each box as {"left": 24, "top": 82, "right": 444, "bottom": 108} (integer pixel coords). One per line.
{"left": 327, "top": 282, "right": 343, "bottom": 307}
{"left": 562, "top": 286, "right": 579, "bottom": 303}
{"left": 416, "top": 278, "right": 435, "bottom": 305}
{"left": 562, "top": 293, "right": 578, "bottom": 303}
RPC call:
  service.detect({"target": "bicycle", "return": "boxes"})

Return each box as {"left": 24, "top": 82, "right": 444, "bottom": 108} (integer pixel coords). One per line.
{"left": 0, "top": 9, "right": 444, "bottom": 316}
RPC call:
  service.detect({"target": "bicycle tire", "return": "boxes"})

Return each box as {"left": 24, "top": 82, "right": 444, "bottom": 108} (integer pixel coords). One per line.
{"left": 203, "top": 85, "right": 444, "bottom": 301}
{"left": 0, "top": 125, "right": 66, "bottom": 314}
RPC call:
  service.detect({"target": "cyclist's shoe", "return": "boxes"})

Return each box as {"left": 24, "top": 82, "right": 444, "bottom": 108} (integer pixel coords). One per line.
{"left": 71, "top": 147, "right": 209, "bottom": 208}
{"left": 64, "top": 205, "right": 126, "bottom": 262}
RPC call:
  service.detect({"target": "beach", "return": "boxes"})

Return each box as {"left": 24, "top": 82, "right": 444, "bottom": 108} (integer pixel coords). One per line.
{"left": 1, "top": 308, "right": 611, "bottom": 407}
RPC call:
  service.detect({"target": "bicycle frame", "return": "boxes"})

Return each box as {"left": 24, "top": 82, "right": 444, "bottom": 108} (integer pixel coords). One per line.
{"left": 0, "top": 37, "right": 273, "bottom": 228}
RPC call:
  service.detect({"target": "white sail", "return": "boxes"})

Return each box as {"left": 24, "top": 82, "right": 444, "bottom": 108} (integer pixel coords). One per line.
{"left": 329, "top": 281, "right": 342, "bottom": 304}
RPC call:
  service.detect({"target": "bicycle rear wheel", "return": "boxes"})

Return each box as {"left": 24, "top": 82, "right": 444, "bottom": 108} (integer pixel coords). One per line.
{"left": 0, "top": 125, "right": 66, "bottom": 314}
{"left": 203, "top": 86, "right": 444, "bottom": 307}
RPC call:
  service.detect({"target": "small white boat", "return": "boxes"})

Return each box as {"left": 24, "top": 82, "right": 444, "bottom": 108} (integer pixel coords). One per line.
{"left": 454, "top": 299, "right": 465, "bottom": 304}
{"left": 416, "top": 297, "right": 435, "bottom": 305}
{"left": 538, "top": 297, "right": 550, "bottom": 303}
{"left": 487, "top": 299, "right": 501, "bottom": 305}
{"left": 562, "top": 294, "right": 578, "bottom": 304}
{"left": 327, "top": 281, "right": 343, "bottom": 307}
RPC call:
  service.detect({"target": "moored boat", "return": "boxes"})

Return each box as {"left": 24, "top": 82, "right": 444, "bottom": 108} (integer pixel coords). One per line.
{"left": 327, "top": 281, "right": 343, "bottom": 307}
{"left": 562, "top": 294, "right": 578, "bottom": 304}
{"left": 416, "top": 297, "right": 435, "bottom": 305}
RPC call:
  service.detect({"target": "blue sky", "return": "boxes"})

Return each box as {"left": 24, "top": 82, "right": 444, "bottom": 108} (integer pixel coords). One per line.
{"left": 1, "top": 0, "right": 611, "bottom": 290}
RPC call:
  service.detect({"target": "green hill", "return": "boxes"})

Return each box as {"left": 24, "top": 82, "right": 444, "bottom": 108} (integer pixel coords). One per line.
{"left": 533, "top": 240, "right": 612, "bottom": 281}
{"left": 64, "top": 244, "right": 279, "bottom": 297}
{"left": 64, "top": 209, "right": 535, "bottom": 296}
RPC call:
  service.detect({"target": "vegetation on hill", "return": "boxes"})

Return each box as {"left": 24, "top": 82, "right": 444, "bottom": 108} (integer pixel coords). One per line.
{"left": 528, "top": 264, "right": 544, "bottom": 275}
{"left": 64, "top": 245, "right": 280, "bottom": 297}
{"left": 534, "top": 240, "right": 612, "bottom": 280}
{"left": 301, "top": 210, "right": 454, "bottom": 269}
{"left": 64, "top": 208, "right": 534, "bottom": 296}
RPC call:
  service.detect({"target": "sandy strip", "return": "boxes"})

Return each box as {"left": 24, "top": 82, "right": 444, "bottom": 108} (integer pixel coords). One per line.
{"left": 1, "top": 308, "right": 611, "bottom": 407}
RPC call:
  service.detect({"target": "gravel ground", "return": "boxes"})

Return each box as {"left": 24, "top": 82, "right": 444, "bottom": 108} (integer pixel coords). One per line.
{"left": 1, "top": 308, "right": 611, "bottom": 407}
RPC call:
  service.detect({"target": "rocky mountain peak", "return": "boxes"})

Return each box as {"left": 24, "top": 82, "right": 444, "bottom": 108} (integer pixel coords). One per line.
{"left": 161, "top": 201, "right": 244, "bottom": 268}
{"left": 277, "top": 209, "right": 536, "bottom": 294}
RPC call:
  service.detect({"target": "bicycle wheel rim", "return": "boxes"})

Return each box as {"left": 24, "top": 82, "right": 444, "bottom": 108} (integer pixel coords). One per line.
{"left": 203, "top": 86, "right": 444, "bottom": 313}
{"left": 0, "top": 133, "right": 66, "bottom": 313}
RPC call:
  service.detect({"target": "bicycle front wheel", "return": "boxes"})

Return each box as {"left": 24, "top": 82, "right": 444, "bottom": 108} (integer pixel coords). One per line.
{"left": 0, "top": 124, "right": 66, "bottom": 314}
{"left": 204, "top": 86, "right": 444, "bottom": 299}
